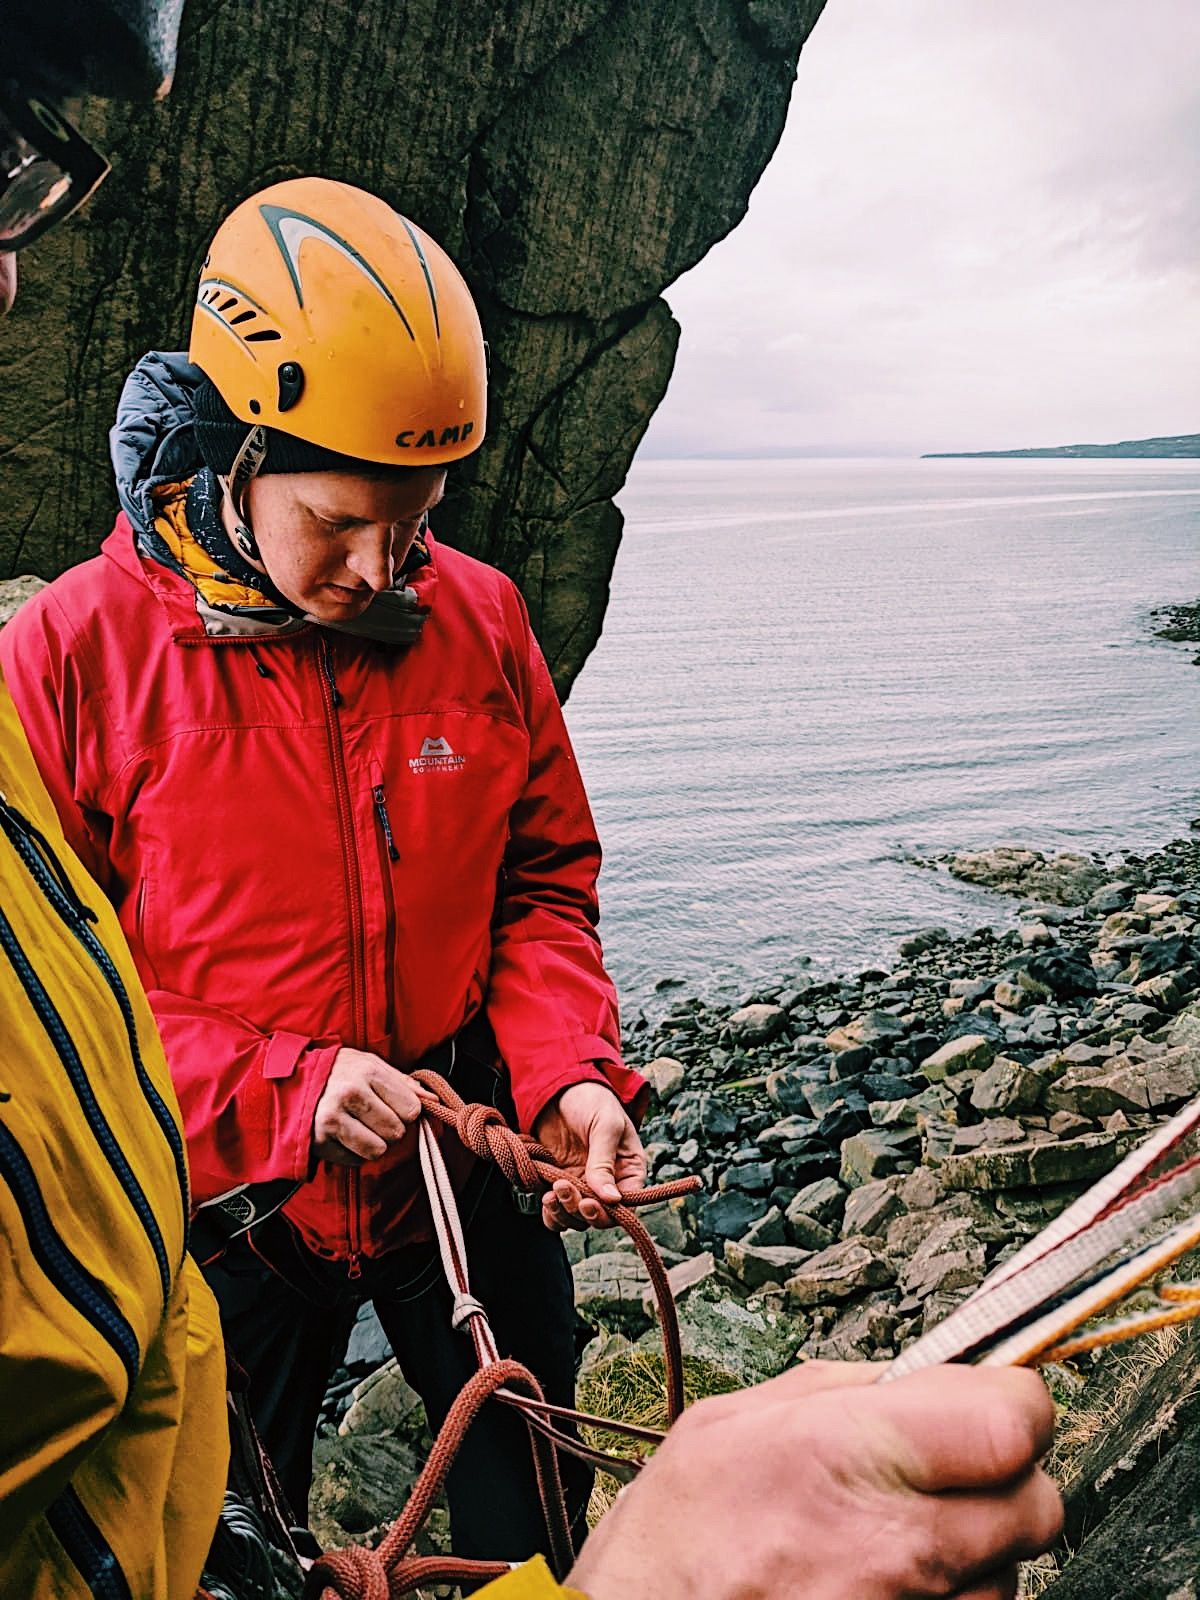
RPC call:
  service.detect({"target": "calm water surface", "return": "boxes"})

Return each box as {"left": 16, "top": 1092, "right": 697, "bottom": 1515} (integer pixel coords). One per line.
{"left": 565, "top": 458, "right": 1200, "bottom": 1009}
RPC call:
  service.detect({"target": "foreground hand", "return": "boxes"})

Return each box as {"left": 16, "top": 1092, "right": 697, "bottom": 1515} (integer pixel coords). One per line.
{"left": 533, "top": 1081, "right": 646, "bottom": 1231}
{"left": 312, "top": 1048, "right": 423, "bottom": 1166}
{"left": 568, "top": 1362, "right": 1062, "bottom": 1600}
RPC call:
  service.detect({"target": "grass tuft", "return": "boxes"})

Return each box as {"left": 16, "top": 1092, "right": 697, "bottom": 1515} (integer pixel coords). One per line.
{"left": 577, "top": 1347, "right": 742, "bottom": 1523}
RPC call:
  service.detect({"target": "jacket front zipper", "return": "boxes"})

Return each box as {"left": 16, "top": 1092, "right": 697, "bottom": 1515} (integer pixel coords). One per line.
{"left": 0, "top": 796, "right": 185, "bottom": 1274}
{"left": 0, "top": 1121, "right": 141, "bottom": 1388}
{"left": 370, "top": 762, "right": 401, "bottom": 1041}
{"left": 45, "top": 1484, "right": 134, "bottom": 1600}
{"left": 315, "top": 637, "right": 368, "bottom": 1272}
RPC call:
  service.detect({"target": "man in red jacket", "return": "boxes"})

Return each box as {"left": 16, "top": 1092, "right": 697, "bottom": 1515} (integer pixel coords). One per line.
{"left": 3, "top": 153, "right": 1067, "bottom": 1600}
{"left": 1, "top": 175, "right": 647, "bottom": 1560}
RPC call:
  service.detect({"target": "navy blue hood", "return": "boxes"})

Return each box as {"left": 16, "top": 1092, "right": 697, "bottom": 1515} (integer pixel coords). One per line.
{"left": 110, "top": 350, "right": 206, "bottom": 539}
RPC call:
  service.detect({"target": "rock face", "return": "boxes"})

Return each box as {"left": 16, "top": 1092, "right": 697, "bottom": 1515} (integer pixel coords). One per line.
{"left": 0, "top": 575, "right": 46, "bottom": 628}
{"left": 1041, "top": 1325, "right": 1200, "bottom": 1600}
{"left": 0, "top": 0, "right": 826, "bottom": 695}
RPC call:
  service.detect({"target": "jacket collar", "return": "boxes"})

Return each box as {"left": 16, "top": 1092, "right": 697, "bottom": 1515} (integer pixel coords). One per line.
{"left": 102, "top": 514, "right": 443, "bottom": 646}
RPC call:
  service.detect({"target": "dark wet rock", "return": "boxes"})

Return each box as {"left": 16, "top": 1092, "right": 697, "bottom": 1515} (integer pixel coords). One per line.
{"left": 345, "top": 1306, "right": 391, "bottom": 1375}
{"left": 670, "top": 1091, "right": 739, "bottom": 1143}
{"left": 1086, "top": 880, "right": 1137, "bottom": 914}
{"left": 786, "top": 1176, "right": 847, "bottom": 1229}
{"left": 1125, "top": 935, "right": 1195, "bottom": 984}
{"left": 765, "top": 1066, "right": 820, "bottom": 1115}
{"left": 1020, "top": 948, "right": 1101, "bottom": 999}
{"left": 817, "top": 1101, "right": 872, "bottom": 1147}
{"left": 718, "top": 1159, "right": 776, "bottom": 1195}
{"left": 896, "top": 1031, "right": 942, "bottom": 1065}
{"left": 740, "top": 1205, "right": 788, "bottom": 1249}
{"left": 758, "top": 1115, "right": 819, "bottom": 1149}
{"left": 829, "top": 1044, "right": 876, "bottom": 1078}
{"left": 775, "top": 1146, "right": 841, "bottom": 1189}
{"left": 942, "top": 1011, "right": 1010, "bottom": 1045}
{"left": 697, "top": 1189, "right": 772, "bottom": 1244}
{"left": 861, "top": 1072, "right": 917, "bottom": 1102}
{"left": 839, "top": 1128, "right": 919, "bottom": 1188}
{"left": 806, "top": 1078, "right": 863, "bottom": 1118}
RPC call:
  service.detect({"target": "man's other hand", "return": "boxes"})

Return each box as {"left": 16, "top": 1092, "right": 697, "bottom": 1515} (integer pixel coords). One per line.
{"left": 533, "top": 1081, "right": 647, "bottom": 1231}
{"left": 568, "top": 1361, "right": 1062, "bottom": 1600}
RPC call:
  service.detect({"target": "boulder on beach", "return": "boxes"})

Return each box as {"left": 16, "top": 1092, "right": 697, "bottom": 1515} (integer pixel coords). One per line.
{"left": 945, "top": 847, "right": 1106, "bottom": 906}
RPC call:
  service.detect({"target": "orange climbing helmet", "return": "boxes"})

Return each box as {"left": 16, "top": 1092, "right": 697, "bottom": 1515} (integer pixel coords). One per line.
{"left": 189, "top": 176, "right": 487, "bottom": 468}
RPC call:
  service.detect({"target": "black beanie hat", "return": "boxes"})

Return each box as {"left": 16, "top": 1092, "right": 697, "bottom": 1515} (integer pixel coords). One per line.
{"left": 192, "top": 375, "right": 412, "bottom": 481}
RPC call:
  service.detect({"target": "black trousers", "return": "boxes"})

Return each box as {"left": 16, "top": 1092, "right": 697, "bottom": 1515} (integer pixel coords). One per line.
{"left": 204, "top": 1170, "right": 593, "bottom": 1567}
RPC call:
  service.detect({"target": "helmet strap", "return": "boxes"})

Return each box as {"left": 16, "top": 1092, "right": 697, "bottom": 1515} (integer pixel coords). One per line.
{"left": 219, "top": 425, "right": 269, "bottom": 566}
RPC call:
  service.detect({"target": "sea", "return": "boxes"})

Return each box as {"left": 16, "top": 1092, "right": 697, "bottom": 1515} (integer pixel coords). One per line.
{"left": 564, "top": 457, "right": 1200, "bottom": 1014}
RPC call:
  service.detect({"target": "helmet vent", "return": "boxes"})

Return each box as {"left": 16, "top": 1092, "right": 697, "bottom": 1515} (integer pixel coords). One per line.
{"left": 244, "top": 329, "right": 282, "bottom": 343}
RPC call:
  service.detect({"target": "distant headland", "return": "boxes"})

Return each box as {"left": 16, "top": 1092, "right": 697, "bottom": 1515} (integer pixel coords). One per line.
{"left": 922, "top": 432, "right": 1200, "bottom": 460}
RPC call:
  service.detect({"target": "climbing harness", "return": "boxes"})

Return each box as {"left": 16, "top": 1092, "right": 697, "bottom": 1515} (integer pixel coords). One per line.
{"left": 303, "top": 1066, "right": 700, "bottom": 1599}
{"left": 887, "top": 1092, "right": 1200, "bottom": 1379}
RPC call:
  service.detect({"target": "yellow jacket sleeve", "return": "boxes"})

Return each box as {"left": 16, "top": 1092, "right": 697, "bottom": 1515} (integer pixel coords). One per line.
{"left": 0, "top": 679, "right": 228, "bottom": 1597}
{"left": 475, "top": 1555, "right": 589, "bottom": 1598}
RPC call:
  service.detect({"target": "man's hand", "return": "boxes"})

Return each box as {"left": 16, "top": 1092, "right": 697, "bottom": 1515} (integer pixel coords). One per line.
{"left": 312, "top": 1048, "right": 423, "bottom": 1167}
{"left": 533, "top": 1081, "right": 646, "bottom": 1232}
{"left": 568, "top": 1362, "right": 1063, "bottom": 1600}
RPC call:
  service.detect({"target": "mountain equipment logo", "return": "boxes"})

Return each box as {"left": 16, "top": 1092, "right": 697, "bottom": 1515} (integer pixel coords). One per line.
{"left": 410, "top": 735, "right": 467, "bottom": 774}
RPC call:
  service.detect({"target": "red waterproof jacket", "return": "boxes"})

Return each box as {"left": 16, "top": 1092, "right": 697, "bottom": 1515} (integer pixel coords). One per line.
{"left": 1, "top": 512, "right": 644, "bottom": 1262}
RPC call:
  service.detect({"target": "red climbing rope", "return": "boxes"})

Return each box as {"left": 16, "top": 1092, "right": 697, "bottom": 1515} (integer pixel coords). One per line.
{"left": 303, "top": 1068, "right": 700, "bottom": 1599}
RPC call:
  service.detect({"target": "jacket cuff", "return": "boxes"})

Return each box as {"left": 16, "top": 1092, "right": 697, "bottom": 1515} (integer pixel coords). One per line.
{"left": 510, "top": 1033, "right": 649, "bottom": 1133}
{"left": 246, "top": 1034, "right": 340, "bottom": 1183}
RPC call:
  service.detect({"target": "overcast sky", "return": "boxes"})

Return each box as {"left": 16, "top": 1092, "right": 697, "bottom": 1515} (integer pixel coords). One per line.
{"left": 643, "top": 0, "right": 1200, "bottom": 458}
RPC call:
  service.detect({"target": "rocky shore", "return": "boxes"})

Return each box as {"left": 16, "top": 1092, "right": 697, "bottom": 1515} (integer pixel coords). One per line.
{"left": 1153, "top": 597, "right": 1200, "bottom": 664}
{"left": 313, "top": 836, "right": 1200, "bottom": 1581}
{"left": 584, "top": 840, "right": 1200, "bottom": 1365}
